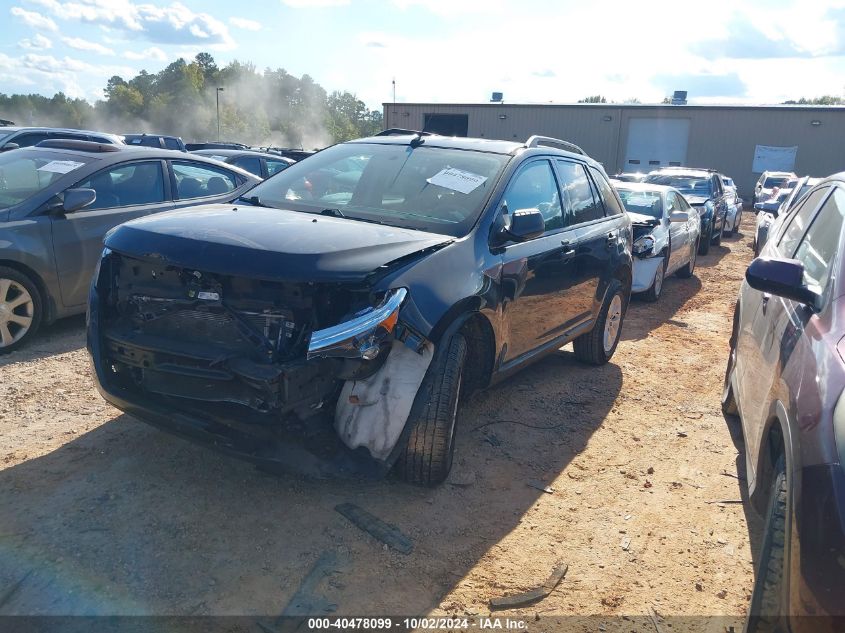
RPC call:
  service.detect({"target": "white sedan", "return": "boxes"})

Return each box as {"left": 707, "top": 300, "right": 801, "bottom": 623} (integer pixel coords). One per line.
{"left": 613, "top": 182, "right": 702, "bottom": 302}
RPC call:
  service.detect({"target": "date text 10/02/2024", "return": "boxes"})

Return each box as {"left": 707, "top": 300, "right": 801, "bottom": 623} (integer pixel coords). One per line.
{"left": 306, "top": 617, "right": 528, "bottom": 630}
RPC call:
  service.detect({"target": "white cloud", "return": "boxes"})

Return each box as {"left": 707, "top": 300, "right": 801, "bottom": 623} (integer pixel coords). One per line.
{"left": 123, "top": 46, "right": 168, "bottom": 61}
{"left": 229, "top": 16, "right": 262, "bottom": 30}
{"left": 27, "top": 0, "right": 236, "bottom": 49}
{"left": 61, "top": 37, "right": 115, "bottom": 56}
{"left": 281, "top": 0, "right": 350, "bottom": 7}
{"left": 18, "top": 33, "right": 53, "bottom": 49}
{"left": 10, "top": 6, "right": 58, "bottom": 31}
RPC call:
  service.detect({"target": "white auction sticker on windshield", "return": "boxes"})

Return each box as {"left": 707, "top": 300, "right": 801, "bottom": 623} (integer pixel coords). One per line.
{"left": 427, "top": 167, "right": 487, "bottom": 194}
{"left": 37, "top": 160, "right": 85, "bottom": 174}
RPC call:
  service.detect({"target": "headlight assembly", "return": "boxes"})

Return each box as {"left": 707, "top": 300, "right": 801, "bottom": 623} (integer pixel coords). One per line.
{"left": 633, "top": 235, "right": 655, "bottom": 256}
{"left": 307, "top": 287, "right": 407, "bottom": 361}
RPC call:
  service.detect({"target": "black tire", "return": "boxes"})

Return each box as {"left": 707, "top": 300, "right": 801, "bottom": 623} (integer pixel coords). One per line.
{"left": 642, "top": 256, "right": 666, "bottom": 303}
{"left": 677, "top": 239, "right": 698, "bottom": 279}
{"left": 725, "top": 214, "right": 735, "bottom": 237}
{"left": 395, "top": 333, "right": 467, "bottom": 486}
{"left": 721, "top": 343, "right": 739, "bottom": 416}
{"left": 0, "top": 266, "right": 43, "bottom": 355}
{"left": 699, "top": 223, "right": 712, "bottom": 255}
{"left": 746, "top": 457, "right": 787, "bottom": 633}
{"left": 574, "top": 279, "right": 626, "bottom": 366}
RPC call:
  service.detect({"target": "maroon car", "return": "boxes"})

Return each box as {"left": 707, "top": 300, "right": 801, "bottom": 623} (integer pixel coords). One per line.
{"left": 723, "top": 175, "right": 845, "bottom": 632}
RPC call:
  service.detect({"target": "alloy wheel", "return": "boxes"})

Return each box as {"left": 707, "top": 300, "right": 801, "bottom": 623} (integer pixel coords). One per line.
{"left": 603, "top": 294, "right": 623, "bottom": 353}
{"left": 0, "top": 278, "right": 35, "bottom": 349}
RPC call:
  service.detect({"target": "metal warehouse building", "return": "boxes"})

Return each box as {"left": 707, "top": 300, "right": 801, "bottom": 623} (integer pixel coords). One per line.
{"left": 382, "top": 102, "right": 845, "bottom": 197}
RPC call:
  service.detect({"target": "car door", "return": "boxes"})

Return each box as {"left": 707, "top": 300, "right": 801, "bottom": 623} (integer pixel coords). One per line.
{"left": 665, "top": 192, "right": 689, "bottom": 273}
{"left": 561, "top": 163, "right": 626, "bottom": 324}
{"left": 736, "top": 186, "right": 831, "bottom": 451}
{"left": 169, "top": 160, "right": 244, "bottom": 207}
{"left": 498, "top": 158, "right": 577, "bottom": 363}
{"left": 50, "top": 159, "right": 173, "bottom": 308}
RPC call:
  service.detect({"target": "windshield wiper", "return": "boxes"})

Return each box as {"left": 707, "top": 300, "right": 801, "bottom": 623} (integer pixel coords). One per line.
{"left": 320, "top": 208, "right": 345, "bottom": 218}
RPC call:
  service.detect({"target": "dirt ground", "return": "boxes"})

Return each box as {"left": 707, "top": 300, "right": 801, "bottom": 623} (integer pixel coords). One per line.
{"left": 0, "top": 216, "right": 759, "bottom": 629}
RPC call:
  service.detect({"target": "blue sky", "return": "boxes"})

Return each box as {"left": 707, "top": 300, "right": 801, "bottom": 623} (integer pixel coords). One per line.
{"left": 2, "top": 0, "right": 845, "bottom": 108}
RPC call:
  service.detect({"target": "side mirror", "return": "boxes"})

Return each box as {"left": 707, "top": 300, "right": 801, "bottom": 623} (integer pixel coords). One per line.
{"left": 745, "top": 257, "right": 819, "bottom": 308}
{"left": 503, "top": 208, "right": 545, "bottom": 242}
{"left": 0, "top": 143, "right": 19, "bottom": 152}
{"left": 669, "top": 211, "right": 689, "bottom": 223}
{"left": 61, "top": 188, "right": 97, "bottom": 213}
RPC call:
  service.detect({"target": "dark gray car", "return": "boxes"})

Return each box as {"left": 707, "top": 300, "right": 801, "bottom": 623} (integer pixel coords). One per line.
{"left": 0, "top": 139, "right": 261, "bottom": 352}
{"left": 0, "top": 126, "right": 123, "bottom": 151}
{"left": 191, "top": 149, "right": 295, "bottom": 179}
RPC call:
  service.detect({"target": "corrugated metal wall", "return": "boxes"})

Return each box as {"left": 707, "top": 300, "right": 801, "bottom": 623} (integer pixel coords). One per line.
{"left": 383, "top": 103, "right": 845, "bottom": 197}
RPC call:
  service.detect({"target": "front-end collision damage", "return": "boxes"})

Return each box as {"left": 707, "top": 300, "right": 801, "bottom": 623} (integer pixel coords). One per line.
{"left": 306, "top": 286, "right": 436, "bottom": 461}
{"left": 630, "top": 215, "right": 668, "bottom": 294}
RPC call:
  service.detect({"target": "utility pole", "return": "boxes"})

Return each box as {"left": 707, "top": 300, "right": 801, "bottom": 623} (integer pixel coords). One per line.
{"left": 391, "top": 78, "right": 396, "bottom": 129}
{"left": 216, "top": 87, "right": 224, "bottom": 141}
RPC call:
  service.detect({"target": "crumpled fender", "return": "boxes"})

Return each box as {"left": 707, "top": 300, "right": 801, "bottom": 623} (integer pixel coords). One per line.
{"left": 334, "top": 340, "right": 433, "bottom": 461}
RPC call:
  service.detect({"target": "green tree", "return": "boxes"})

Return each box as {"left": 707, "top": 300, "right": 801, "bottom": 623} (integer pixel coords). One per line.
{"left": 578, "top": 95, "right": 607, "bottom": 103}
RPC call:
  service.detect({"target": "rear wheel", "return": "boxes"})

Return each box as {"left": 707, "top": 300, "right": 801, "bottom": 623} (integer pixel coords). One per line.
{"left": 574, "top": 280, "right": 626, "bottom": 366}
{"left": 0, "top": 267, "right": 42, "bottom": 355}
{"left": 745, "top": 457, "right": 787, "bottom": 633}
{"left": 395, "top": 333, "right": 467, "bottom": 486}
{"left": 721, "top": 342, "right": 739, "bottom": 416}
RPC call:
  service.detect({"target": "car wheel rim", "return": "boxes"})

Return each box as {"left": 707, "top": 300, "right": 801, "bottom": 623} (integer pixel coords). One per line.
{"left": 0, "top": 278, "right": 34, "bottom": 348}
{"left": 653, "top": 265, "right": 664, "bottom": 297}
{"left": 603, "top": 294, "right": 623, "bottom": 353}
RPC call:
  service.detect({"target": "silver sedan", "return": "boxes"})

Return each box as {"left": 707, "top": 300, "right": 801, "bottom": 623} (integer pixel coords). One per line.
{"left": 613, "top": 182, "right": 702, "bottom": 302}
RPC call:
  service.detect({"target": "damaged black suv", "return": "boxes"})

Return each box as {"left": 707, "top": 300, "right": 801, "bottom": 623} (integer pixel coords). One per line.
{"left": 88, "top": 132, "right": 632, "bottom": 485}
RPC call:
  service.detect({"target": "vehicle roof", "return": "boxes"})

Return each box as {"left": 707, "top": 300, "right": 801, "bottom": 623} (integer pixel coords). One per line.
{"left": 123, "top": 132, "right": 182, "bottom": 138}
{"left": 762, "top": 170, "right": 796, "bottom": 176}
{"left": 648, "top": 168, "right": 716, "bottom": 179}
{"left": 350, "top": 133, "right": 525, "bottom": 155}
{"left": 613, "top": 182, "right": 676, "bottom": 195}
{"left": 5, "top": 126, "right": 122, "bottom": 139}
{"left": 16, "top": 143, "right": 261, "bottom": 178}
{"left": 192, "top": 149, "right": 294, "bottom": 161}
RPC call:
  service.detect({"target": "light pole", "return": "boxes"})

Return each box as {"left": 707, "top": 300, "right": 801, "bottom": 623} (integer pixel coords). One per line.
{"left": 216, "top": 87, "right": 224, "bottom": 141}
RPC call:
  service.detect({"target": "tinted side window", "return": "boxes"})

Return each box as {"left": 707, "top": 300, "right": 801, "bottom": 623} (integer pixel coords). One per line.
{"left": 164, "top": 138, "right": 182, "bottom": 150}
{"left": 777, "top": 186, "right": 830, "bottom": 256}
{"left": 12, "top": 133, "right": 50, "bottom": 148}
{"left": 556, "top": 160, "right": 603, "bottom": 225}
{"left": 589, "top": 167, "right": 624, "bottom": 216}
{"left": 266, "top": 159, "right": 290, "bottom": 176}
{"left": 502, "top": 160, "right": 562, "bottom": 232}
{"left": 76, "top": 161, "right": 166, "bottom": 210}
{"left": 792, "top": 187, "right": 845, "bottom": 290}
{"left": 232, "top": 156, "right": 262, "bottom": 177}
{"left": 172, "top": 161, "right": 237, "bottom": 199}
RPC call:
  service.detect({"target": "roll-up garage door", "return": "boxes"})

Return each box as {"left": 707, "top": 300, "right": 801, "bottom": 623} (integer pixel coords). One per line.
{"left": 624, "top": 118, "right": 690, "bottom": 170}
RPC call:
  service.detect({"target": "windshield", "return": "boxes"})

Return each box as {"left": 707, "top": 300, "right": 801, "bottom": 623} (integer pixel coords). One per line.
{"left": 0, "top": 150, "right": 92, "bottom": 210}
{"left": 645, "top": 174, "right": 711, "bottom": 197}
{"left": 616, "top": 188, "right": 663, "bottom": 218}
{"left": 764, "top": 176, "right": 790, "bottom": 188}
{"left": 241, "top": 142, "right": 510, "bottom": 237}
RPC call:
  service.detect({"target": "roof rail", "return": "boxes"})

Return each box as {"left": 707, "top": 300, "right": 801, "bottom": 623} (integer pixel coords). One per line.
{"left": 375, "top": 128, "right": 434, "bottom": 137}
{"left": 36, "top": 139, "right": 121, "bottom": 152}
{"left": 525, "top": 135, "right": 584, "bottom": 155}
{"left": 658, "top": 165, "right": 717, "bottom": 172}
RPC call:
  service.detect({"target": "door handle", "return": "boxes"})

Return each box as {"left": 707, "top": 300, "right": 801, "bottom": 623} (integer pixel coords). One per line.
{"left": 561, "top": 240, "right": 575, "bottom": 255}
{"left": 605, "top": 232, "right": 616, "bottom": 249}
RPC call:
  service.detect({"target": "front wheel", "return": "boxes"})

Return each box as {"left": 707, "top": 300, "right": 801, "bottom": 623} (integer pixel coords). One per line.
{"left": 574, "top": 280, "right": 626, "bottom": 366}
{"left": 677, "top": 239, "right": 698, "bottom": 278}
{"left": 745, "top": 457, "right": 787, "bottom": 633}
{"left": 395, "top": 332, "right": 467, "bottom": 486}
{"left": 642, "top": 257, "right": 665, "bottom": 303}
{"left": 0, "top": 267, "right": 43, "bottom": 355}
{"left": 698, "top": 223, "right": 712, "bottom": 255}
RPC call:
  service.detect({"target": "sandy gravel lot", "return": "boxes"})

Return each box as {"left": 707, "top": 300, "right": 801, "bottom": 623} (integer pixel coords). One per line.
{"left": 0, "top": 217, "right": 759, "bottom": 629}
